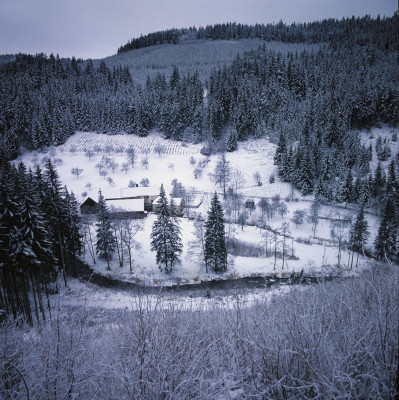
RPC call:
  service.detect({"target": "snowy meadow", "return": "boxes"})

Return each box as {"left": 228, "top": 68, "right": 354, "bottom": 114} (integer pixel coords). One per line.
{"left": 17, "top": 126, "right": 397, "bottom": 287}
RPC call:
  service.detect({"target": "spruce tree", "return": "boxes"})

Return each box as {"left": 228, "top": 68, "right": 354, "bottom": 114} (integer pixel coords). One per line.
{"left": 349, "top": 204, "right": 370, "bottom": 267}
{"left": 205, "top": 192, "right": 227, "bottom": 272}
{"left": 374, "top": 198, "right": 398, "bottom": 262}
{"left": 226, "top": 127, "right": 238, "bottom": 152}
{"left": 340, "top": 169, "right": 354, "bottom": 204}
{"left": 150, "top": 184, "right": 183, "bottom": 273}
{"left": 43, "top": 159, "right": 69, "bottom": 285}
{"left": 96, "top": 190, "right": 116, "bottom": 269}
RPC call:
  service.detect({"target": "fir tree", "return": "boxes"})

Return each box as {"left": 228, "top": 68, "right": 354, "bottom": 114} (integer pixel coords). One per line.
{"left": 340, "top": 169, "right": 354, "bottom": 204}
{"left": 226, "top": 127, "right": 238, "bottom": 152}
{"left": 150, "top": 184, "right": 183, "bottom": 273}
{"left": 43, "top": 159, "right": 69, "bottom": 285}
{"left": 374, "top": 198, "right": 398, "bottom": 262}
{"left": 349, "top": 204, "right": 370, "bottom": 268}
{"left": 96, "top": 190, "right": 116, "bottom": 269}
{"left": 205, "top": 192, "right": 227, "bottom": 272}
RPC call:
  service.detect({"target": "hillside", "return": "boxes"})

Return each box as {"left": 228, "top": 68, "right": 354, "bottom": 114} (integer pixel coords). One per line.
{"left": 95, "top": 39, "right": 321, "bottom": 84}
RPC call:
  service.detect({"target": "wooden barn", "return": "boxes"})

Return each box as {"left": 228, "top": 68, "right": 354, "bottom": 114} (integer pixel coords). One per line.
{"left": 80, "top": 197, "right": 98, "bottom": 215}
{"left": 80, "top": 196, "right": 146, "bottom": 219}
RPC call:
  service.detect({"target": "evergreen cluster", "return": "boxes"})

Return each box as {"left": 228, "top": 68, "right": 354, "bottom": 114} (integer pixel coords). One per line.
{"left": 118, "top": 16, "right": 398, "bottom": 53}
{"left": 0, "top": 156, "right": 82, "bottom": 324}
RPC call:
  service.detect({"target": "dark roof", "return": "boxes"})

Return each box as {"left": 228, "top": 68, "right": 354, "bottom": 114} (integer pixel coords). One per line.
{"left": 81, "top": 197, "right": 98, "bottom": 207}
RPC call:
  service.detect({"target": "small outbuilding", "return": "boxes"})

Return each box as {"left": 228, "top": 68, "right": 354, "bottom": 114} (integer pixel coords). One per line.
{"left": 80, "top": 197, "right": 98, "bottom": 215}
{"left": 245, "top": 199, "right": 255, "bottom": 209}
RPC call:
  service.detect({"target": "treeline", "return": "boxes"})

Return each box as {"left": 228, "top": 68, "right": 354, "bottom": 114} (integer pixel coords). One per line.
{"left": 0, "top": 53, "right": 204, "bottom": 159}
{"left": 0, "top": 156, "right": 82, "bottom": 324}
{"left": 118, "top": 15, "right": 398, "bottom": 53}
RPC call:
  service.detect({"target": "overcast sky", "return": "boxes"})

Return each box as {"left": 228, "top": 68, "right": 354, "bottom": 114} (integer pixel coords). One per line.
{"left": 0, "top": 0, "right": 397, "bottom": 59}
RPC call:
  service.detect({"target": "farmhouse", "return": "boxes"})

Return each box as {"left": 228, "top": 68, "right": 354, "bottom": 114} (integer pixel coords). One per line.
{"left": 80, "top": 196, "right": 146, "bottom": 219}
{"left": 104, "top": 187, "right": 160, "bottom": 212}
{"left": 106, "top": 198, "right": 146, "bottom": 219}
{"left": 153, "top": 196, "right": 185, "bottom": 216}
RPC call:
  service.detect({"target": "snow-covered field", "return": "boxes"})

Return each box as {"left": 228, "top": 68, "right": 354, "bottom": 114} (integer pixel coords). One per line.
{"left": 17, "top": 126, "right": 397, "bottom": 287}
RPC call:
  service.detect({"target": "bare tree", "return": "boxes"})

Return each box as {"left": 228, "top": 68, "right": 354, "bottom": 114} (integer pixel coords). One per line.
{"left": 280, "top": 222, "right": 290, "bottom": 270}
{"left": 121, "top": 162, "right": 129, "bottom": 174}
{"left": 122, "top": 219, "right": 143, "bottom": 272}
{"left": 82, "top": 219, "right": 96, "bottom": 263}
{"left": 126, "top": 146, "right": 136, "bottom": 167}
{"left": 112, "top": 219, "right": 125, "bottom": 267}
{"left": 140, "top": 178, "right": 150, "bottom": 187}
{"left": 71, "top": 167, "right": 83, "bottom": 178}
{"left": 211, "top": 153, "right": 231, "bottom": 197}
{"left": 260, "top": 228, "right": 271, "bottom": 257}
{"left": 307, "top": 201, "right": 321, "bottom": 237}
{"left": 253, "top": 171, "right": 262, "bottom": 186}
{"left": 153, "top": 144, "right": 166, "bottom": 157}
{"left": 104, "top": 144, "right": 114, "bottom": 154}
{"left": 187, "top": 214, "right": 206, "bottom": 271}
{"left": 277, "top": 202, "right": 288, "bottom": 219}
{"left": 141, "top": 157, "right": 149, "bottom": 169}
{"left": 291, "top": 209, "right": 306, "bottom": 228}
{"left": 330, "top": 213, "right": 350, "bottom": 267}
{"left": 85, "top": 149, "right": 95, "bottom": 160}
{"left": 109, "top": 160, "right": 119, "bottom": 173}
{"left": 93, "top": 144, "right": 102, "bottom": 155}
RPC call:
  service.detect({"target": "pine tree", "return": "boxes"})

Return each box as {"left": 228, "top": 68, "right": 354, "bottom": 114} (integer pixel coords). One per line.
{"left": 274, "top": 132, "right": 287, "bottom": 165}
{"left": 63, "top": 189, "right": 83, "bottom": 274}
{"left": 374, "top": 198, "right": 398, "bottom": 262}
{"left": 340, "top": 169, "right": 353, "bottom": 204}
{"left": 42, "top": 159, "right": 69, "bottom": 285}
{"left": 349, "top": 204, "right": 370, "bottom": 268}
{"left": 205, "top": 192, "right": 227, "bottom": 272}
{"left": 150, "top": 184, "right": 183, "bottom": 273}
{"left": 226, "top": 127, "right": 238, "bottom": 152}
{"left": 96, "top": 190, "right": 116, "bottom": 269}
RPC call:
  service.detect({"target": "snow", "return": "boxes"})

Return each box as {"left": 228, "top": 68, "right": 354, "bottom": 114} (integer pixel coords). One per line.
{"left": 106, "top": 198, "right": 144, "bottom": 212}
{"left": 17, "top": 126, "right": 398, "bottom": 288}
{"left": 56, "top": 275, "right": 296, "bottom": 312}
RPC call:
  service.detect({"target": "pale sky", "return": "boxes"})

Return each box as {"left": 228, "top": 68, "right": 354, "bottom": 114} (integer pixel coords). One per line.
{"left": 0, "top": 0, "right": 397, "bottom": 59}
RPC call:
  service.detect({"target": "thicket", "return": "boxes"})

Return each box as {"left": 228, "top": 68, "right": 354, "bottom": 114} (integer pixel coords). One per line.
{"left": 1, "top": 262, "right": 397, "bottom": 399}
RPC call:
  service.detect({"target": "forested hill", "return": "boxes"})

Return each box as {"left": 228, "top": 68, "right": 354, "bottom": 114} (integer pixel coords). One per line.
{"left": 0, "top": 14, "right": 398, "bottom": 205}
{"left": 117, "top": 15, "right": 398, "bottom": 53}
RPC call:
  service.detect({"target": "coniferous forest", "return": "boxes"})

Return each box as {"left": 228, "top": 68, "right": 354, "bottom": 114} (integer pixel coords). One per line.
{"left": 1, "top": 17, "right": 398, "bottom": 202}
